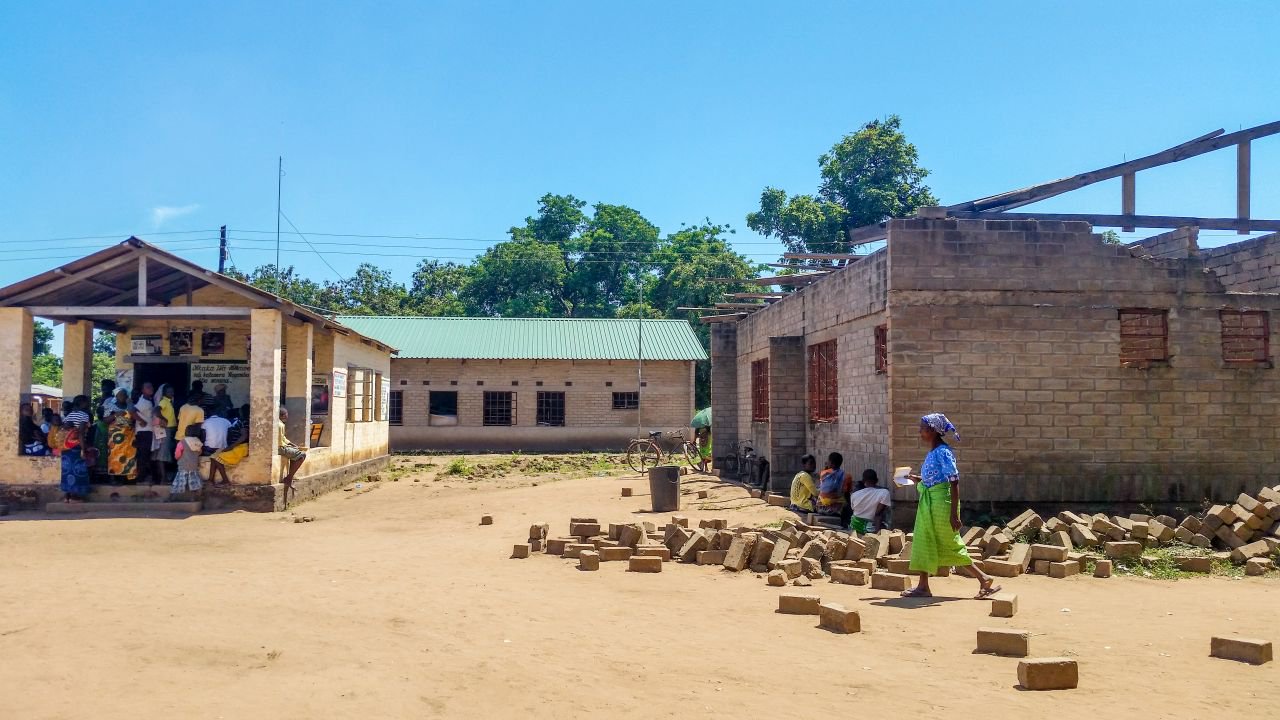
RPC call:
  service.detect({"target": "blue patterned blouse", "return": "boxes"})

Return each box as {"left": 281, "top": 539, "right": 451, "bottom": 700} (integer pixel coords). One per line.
{"left": 920, "top": 443, "right": 959, "bottom": 488}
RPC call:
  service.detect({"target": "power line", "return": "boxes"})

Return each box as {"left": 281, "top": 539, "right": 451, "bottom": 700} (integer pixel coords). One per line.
{"left": 279, "top": 210, "right": 347, "bottom": 282}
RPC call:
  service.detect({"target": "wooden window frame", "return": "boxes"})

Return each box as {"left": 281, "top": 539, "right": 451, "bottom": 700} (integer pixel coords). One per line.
{"left": 807, "top": 339, "right": 838, "bottom": 423}
{"left": 1220, "top": 310, "right": 1271, "bottom": 366}
{"left": 347, "top": 367, "right": 367, "bottom": 422}
{"left": 1118, "top": 309, "right": 1169, "bottom": 368}
{"left": 874, "top": 324, "right": 888, "bottom": 374}
{"left": 750, "top": 358, "right": 769, "bottom": 422}
{"left": 483, "top": 391, "right": 516, "bottom": 427}
{"left": 535, "top": 391, "right": 566, "bottom": 426}
{"left": 612, "top": 391, "right": 639, "bottom": 410}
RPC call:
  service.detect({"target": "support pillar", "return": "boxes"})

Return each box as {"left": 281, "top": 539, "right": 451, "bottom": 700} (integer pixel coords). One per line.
{"left": 0, "top": 309, "right": 34, "bottom": 466}
{"left": 283, "top": 321, "right": 313, "bottom": 448}
{"left": 245, "top": 309, "right": 283, "bottom": 485}
{"left": 62, "top": 321, "right": 94, "bottom": 400}
{"left": 312, "top": 331, "right": 335, "bottom": 447}
{"left": 709, "top": 323, "right": 739, "bottom": 469}
{"left": 767, "top": 335, "right": 806, "bottom": 494}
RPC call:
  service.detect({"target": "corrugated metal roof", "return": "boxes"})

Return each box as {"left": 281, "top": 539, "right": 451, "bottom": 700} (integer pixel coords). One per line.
{"left": 336, "top": 316, "right": 708, "bottom": 361}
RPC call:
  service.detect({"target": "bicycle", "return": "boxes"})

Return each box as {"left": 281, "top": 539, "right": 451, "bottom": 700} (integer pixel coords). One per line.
{"left": 626, "top": 429, "right": 700, "bottom": 473}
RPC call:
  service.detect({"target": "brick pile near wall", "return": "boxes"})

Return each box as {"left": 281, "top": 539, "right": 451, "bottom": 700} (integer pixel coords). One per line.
{"left": 887, "top": 218, "right": 1280, "bottom": 508}
{"left": 1201, "top": 232, "right": 1280, "bottom": 292}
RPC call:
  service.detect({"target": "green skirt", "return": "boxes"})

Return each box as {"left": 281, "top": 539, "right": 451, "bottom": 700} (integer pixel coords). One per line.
{"left": 908, "top": 482, "right": 973, "bottom": 575}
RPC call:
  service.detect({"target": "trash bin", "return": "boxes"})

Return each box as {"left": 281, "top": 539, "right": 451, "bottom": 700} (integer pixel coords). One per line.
{"left": 648, "top": 465, "right": 681, "bottom": 512}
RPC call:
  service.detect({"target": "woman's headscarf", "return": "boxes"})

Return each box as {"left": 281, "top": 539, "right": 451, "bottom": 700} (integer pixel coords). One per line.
{"left": 921, "top": 412, "right": 960, "bottom": 440}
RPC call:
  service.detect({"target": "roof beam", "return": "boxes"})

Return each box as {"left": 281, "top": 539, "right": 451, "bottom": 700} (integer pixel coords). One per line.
{"left": 765, "top": 263, "right": 832, "bottom": 272}
{"left": 781, "top": 253, "right": 864, "bottom": 261}
{"left": 948, "top": 120, "right": 1280, "bottom": 214}
{"left": 946, "top": 211, "right": 1280, "bottom": 233}
{"left": 698, "top": 313, "right": 747, "bottom": 323}
{"left": 27, "top": 306, "right": 253, "bottom": 319}
{"left": 724, "top": 292, "right": 784, "bottom": 300}
{"left": 714, "top": 303, "right": 767, "bottom": 310}
{"left": 4, "top": 251, "right": 144, "bottom": 305}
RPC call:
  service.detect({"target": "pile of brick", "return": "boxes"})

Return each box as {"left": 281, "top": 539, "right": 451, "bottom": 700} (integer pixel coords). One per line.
{"left": 972, "top": 487, "right": 1280, "bottom": 577}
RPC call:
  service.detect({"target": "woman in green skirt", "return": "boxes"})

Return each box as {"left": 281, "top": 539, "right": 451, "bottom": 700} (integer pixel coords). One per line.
{"left": 902, "top": 413, "right": 1001, "bottom": 599}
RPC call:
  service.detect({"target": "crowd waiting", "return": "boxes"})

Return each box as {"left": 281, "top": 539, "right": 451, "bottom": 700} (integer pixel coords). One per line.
{"left": 17, "top": 379, "right": 271, "bottom": 503}
{"left": 787, "top": 451, "right": 892, "bottom": 533}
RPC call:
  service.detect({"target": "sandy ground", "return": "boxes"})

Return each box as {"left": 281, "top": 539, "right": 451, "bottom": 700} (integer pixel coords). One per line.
{"left": 1, "top": 455, "right": 1276, "bottom": 719}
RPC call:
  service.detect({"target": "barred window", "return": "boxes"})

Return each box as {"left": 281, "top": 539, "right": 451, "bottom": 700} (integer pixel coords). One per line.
{"left": 1119, "top": 309, "right": 1169, "bottom": 367}
{"left": 807, "top": 339, "right": 838, "bottom": 422}
{"left": 874, "top": 324, "right": 888, "bottom": 374}
{"left": 536, "top": 392, "right": 566, "bottom": 426}
{"left": 612, "top": 392, "right": 639, "bottom": 410}
{"left": 483, "top": 391, "right": 515, "bottom": 426}
{"left": 751, "top": 359, "right": 769, "bottom": 422}
{"left": 388, "top": 391, "right": 403, "bottom": 426}
{"left": 429, "top": 391, "right": 458, "bottom": 419}
{"left": 1221, "top": 310, "right": 1270, "bottom": 365}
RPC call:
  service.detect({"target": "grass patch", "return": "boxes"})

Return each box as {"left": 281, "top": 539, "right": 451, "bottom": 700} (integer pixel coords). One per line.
{"left": 445, "top": 458, "right": 474, "bottom": 476}
{"left": 1108, "top": 542, "right": 1223, "bottom": 580}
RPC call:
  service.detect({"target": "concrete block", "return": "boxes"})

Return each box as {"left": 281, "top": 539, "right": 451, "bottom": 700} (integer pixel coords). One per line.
{"left": 620, "top": 487, "right": 632, "bottom": 497}
{"left": 563, "top": 543, "right": 593, "bottom": 559}
{"left": 1069, "top": 525, "right": 1099, "bottom": 548}
{"left": 777, "top": 593, "right": 821, "bottom": 615}
{"left": 854, "top": 558, "right": 878, "bottom": 575}
{"left": 628, "top": 556, "right": 663, "bottom": 573}
{"left": 976, "top": 627, "right": 1031, "bottom": 657}
{"left": 1231, "top": 540, "right": 1271, "bottom": 564}
{"left": 696, "top": 490, "right": 708, "bottom": 499}
{"left": 599, "top": 547, "right": 633, "bottom": 562}
{"left": 1210, "top": 636, "right": 1272, "bottom": 665}
{"left": 528, "top": 522, "right": 549, "bottom": 541}
{"left": 579, "top": 551, "right": 600, "bottom": 571}
{"left": 1245, "top": 557, "right": 1273, "bottom": 576}
{"left": 635, "top": 546, "right": 671, "bottom": 561}
{"left": 1147, "top": 519, "right": 1175, "bottom": 543}
{"left": 671, "top": 515, "right": 689, "bottom": 528}
{"left": 1030, "top": 544, "right": 1068, "bottom": 562}
{"left": 830, "top": 566, "right": 869, "bottom": 585}
{"left": 984, "top": 559, "right": 1022, "bottom": 578}
{"left": 870, "top": 572, "right": 912, "bottom": 591}
{"left": 818, "top": 603, "right": 861, "bottom": 633}
{"left": 1049, "top": 530, "right": 1073, "bottom": 549}
{"left": 1093, "top": 559, "right": 1112, "bottom": 578}
{"left": 1008, "top": 543, "right": 1031, "bottom": 571}
{"left": 696, "top": 550, "right": 727, "bottom": 565}
{"left": 618, "top": 524, "right": 646, "bottom": 548}
{"left": 530, "top": 538, "right": 543, "bottom": 553}
{"left": 1176, "top": 556, "right": 1211, "bottom": 573}
{"left": 1033, "top": 560, "right": 1051, "bottom": 575}
{"left": 677, "top": 531, "right": 710, "bottom": 562}
{"left": 1017, "top": 658, "right": 1079, "bottom": 690}
{"left": 479, "top": 514, "right": 493, "bottom": 526}
{"left": 545, "top": 537, "right": 573, "bottom": 555}
{"left": 511, "top": 544, "right": 530, "bottom": 559}
{"left": 767, "top": 570, "right": 787, "bottom": 586}
{"left": 1049, "top": 561, "right": 1080, "bottom": 579}
{"left": 751, "top": 537, "right": 776, "bottom": 567}
{"left": 570, "top": 522, "right": 601, "bottom": 538}
{"left": 1237, "top": 493, "right": 1264, "bottom": 515}
{"left": 801, "top": 557, "right": 824, "bottom": 576}
{"left": 749, "top": 488, "right": 762, "bottom": 499}
{"left": 883, "top": 559, "right": 912, "bottom": 574}
{"left": 779, "top": 559, "right": 803, "bottom": 579}
{"left": 990, "top": 593, "right": 1018, "bottom": 618}
{"left": 767, "top": 538, "right": 793, "bottom": 568}
{"left": 723, "top": 533, "right": 759, "bottom": 571}
{"left": 766, "top": 493, "right": 790, "bottom": 507}
{"left": 1104, "top": 541, "right": 1142, "bottom": 558}
{"left": 863, "top": 534, "right": 884, "bottom": 559}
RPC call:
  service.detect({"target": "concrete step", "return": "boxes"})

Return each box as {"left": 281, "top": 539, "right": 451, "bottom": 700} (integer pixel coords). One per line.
{"left": 45, "top": 501, "right": 202, "bottom": 514}
{"left": 86, "top": 484, "right": 175, "bottom": 503}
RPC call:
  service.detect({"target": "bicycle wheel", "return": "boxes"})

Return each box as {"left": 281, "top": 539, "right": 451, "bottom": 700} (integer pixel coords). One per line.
{"left": 682, "top": 442, "right": 700, "bottom": 470}
{"left": 627, "top": 440, "right": 661, "bottom": 473}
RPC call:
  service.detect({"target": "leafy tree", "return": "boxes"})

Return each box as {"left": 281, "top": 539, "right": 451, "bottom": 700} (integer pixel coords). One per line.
{"left": 225, "top": 264, "right": 327, "bottom": 309}
{"left": 33, "top": 321, "right": 54, "bottom": 355}
{"left": 318, "top": 263, "right": 408, "bottom": 315}
{"left": 1100, "top": 229, "right": 1123, "bottom": 245}
{"left": 92, "top": 352, "right": 115, "bottom": 392}
{"left": 93, "top": 331, "right": 117, "bottom": 356}
{"left": 464, "top": 238, "right": 569, "bottom": 316}
{"left": 406, "top": 260, "right": 468, "bottom": 316}
{"left": 32, "top": 354, "right": 61, "bottom": 386}
{"left": 748, "top": 115, "right": 937, "bottom": 254}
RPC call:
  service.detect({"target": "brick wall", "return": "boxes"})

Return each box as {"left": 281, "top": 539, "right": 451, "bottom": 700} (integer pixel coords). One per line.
{"left": 1201, "top": 232, "right": 1280, "bottom": 292}
{"left": 710, "top": 323, "right": 739, "bottom": 465}
{"left": 389, "top": 358, "right": 695, "bottom": 451}
{"left": 886, "top": 218, "right": 1280, "bottom": 507}
{"left": 1129, "top": 226, "right": 1199, "bottom": 259}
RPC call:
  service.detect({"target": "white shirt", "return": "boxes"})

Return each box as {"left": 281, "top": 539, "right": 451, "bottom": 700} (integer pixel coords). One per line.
{"left": 133, "top": 396, "right": 154, "bottom": 433}
{"left": 850, "top": 486, "right": 892, "bottom": 519}
{"left": 202, "top": 416, "right": 232, "bottom": 450}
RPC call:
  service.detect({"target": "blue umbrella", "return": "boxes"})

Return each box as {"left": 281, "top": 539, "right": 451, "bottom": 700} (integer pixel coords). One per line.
{"left": 690, "top": 407, "right": 712, "bottom": 428}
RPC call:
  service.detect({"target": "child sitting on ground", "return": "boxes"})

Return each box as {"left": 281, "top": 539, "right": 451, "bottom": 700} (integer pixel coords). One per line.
{"left": 172, "top": 426, "right": 204, "bottom": 501}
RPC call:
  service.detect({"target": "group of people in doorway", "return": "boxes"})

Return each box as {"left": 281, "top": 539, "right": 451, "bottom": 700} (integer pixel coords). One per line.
{"left": 18, "top": 379, "right": 255, "bottom": 503}
{"left": 785, "top": 412, "right": 1001, "bottom": 601}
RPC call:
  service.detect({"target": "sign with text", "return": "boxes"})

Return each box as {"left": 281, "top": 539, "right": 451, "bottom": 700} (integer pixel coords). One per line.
{"left": 191, "top": 362, "right": 251, "bottom": 408}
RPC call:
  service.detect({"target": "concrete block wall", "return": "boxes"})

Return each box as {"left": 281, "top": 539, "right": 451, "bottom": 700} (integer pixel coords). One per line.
{"left": 709, "top": 323, "right": 739, "bottom": 465}
{"left": 886, "top": 217, "right": 1280, "bottom": 508}
{"left": 1129, "top": 226, "right": 1199, "bottom": 260}
{"left": 1201, "top": 232, "right": 1280, "bottom": 292}
{"left": 766, "top": 336, "right": 806, "bottom": 493}
{"left": 389, "top": 358, "right": 695, "bottom": 451}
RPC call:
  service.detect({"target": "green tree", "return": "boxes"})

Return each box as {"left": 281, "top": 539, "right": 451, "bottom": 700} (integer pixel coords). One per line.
{"left": 406, "top": 260, "right": 468, "bottom": 316}
{"left": 318, "top": 263, "right": 408, "bottom": 315}
{"left": 225, "top": 264, "right": 327, "bottom": 309}
{"left": 464, "top": 238, "right": 569, "bottom": 316}
{"left": 33, "top": 321, "right": 54, "bottom": 355}
{"left": 748, "top": 115, "right": 937, "bottom": 254}
{"left": 93, "top": 331, "right": 117, "bottom": 356}
{"left": 32, "top": 354, "right": 61, "bottom": 387}
{"left": 92, "top": 352, "right": 116, "bottom": 393}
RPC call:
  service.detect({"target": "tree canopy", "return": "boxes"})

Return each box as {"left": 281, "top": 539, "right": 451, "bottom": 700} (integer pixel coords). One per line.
{"left": 747, "top": 115, "right": 937, "bottom": 254}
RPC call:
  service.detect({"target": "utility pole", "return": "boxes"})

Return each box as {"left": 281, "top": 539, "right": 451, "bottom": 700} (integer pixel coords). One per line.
{"left": 275, "top": 156, "right": 283, "bottom": 287}
{"left": 218, "top": 225, "right": 228, "bottom": 273}
{"left": 636, "top": 258, "right": 644, "bottom": 444}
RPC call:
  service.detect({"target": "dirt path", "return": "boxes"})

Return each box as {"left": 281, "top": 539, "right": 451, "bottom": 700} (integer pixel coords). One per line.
{"left": 1, "top": 456, "right": 1275, "bottom": 719}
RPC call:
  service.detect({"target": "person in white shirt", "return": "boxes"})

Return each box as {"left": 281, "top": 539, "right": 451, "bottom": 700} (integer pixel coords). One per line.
{"left": 129, "top": 383, "right": 157, "bottom": 485}
{"left": 849, "top": 469, "right": 892, "bottom": 534}
{"left": 200, "top": 409, "right": 234, "bottom": 454}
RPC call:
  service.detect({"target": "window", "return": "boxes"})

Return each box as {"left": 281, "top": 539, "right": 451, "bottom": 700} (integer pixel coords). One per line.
{"left": 612, "top": 391, "right": 639, "bottom": 410}
{"left": 1221, "top": 310, "right": 1270, "bottom": 365}
{"left": 374, "top": 372, "right": 385, "bottom": 421}
{"left": 874, "top": 324, "right": 888, "bottom": 374}
{"left": 751, "top": 359, "right": 769, "bottom": 421}
{"left": 388, "top": 391, "right": 403, "bottom": 425}
{"left": 1119, "top": 309, "right": 1169, "bottom": 367}
{"left": 347, "top": 367, "right": 370, "bottom": 422}
{"left": 536, "top": 392, "right": 566, "bottom": 426}
{"left": 429, "top": 391, "right": 458, "bottom": 417}
{"left": 483, "top": 391, "right": 515, "bottom": 426}
{"left": 807, "top": 339, "right": 838, "bottom": 422}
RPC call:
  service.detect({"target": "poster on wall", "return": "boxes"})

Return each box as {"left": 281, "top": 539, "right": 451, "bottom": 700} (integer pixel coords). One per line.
{"left": 130, "top": 335, "right": 163, "bottom": 356}
{"left": 331, "top": 369, "right": 347, "bottom": 398}
{"left": 115, "top": 368, "right": 134, "bottom": 393}
{"left": 190, "top": 363, "right": 250, "bottom": 407}
{"left": 201, "top": 331, "right": 225, "bottom": 356}
{"left": 169, "top": 329, "right": 194, "bottom": 356}
{"left": 311, "top": 373, "right": 330, "bottom": 417}
{"left": 379, "top": 377, "right": 389, "bottom": 421}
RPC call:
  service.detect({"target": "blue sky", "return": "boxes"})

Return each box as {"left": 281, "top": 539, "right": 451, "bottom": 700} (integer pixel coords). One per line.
{"left": 2, "top": 0, "right": 1278, "bottom": 296}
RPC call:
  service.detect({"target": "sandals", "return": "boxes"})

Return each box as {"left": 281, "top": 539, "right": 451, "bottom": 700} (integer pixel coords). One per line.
{"left": 974, "top": 583, "right": 1002, "bottom": 600}
{"left": 900, "top": 587, "right": 933, "bottom": 598}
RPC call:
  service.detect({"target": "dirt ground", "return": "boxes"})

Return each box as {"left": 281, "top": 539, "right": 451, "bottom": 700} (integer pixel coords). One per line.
{"left": 1, "top": 454, "right": 1276, "bottom": 719}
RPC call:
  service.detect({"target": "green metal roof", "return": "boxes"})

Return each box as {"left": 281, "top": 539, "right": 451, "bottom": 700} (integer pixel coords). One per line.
{"left": 335, "top": 316, "right": 708, "bottom": 361}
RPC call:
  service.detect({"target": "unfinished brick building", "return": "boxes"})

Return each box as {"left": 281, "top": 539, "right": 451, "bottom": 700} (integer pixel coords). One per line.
{"left": 709, "top": 121, "right": 1280, "bottom": 516}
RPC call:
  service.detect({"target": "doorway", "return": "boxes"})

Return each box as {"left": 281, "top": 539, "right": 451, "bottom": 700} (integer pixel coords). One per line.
{"left": 133, "top": 362, "right": 191, "bottom": 402}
